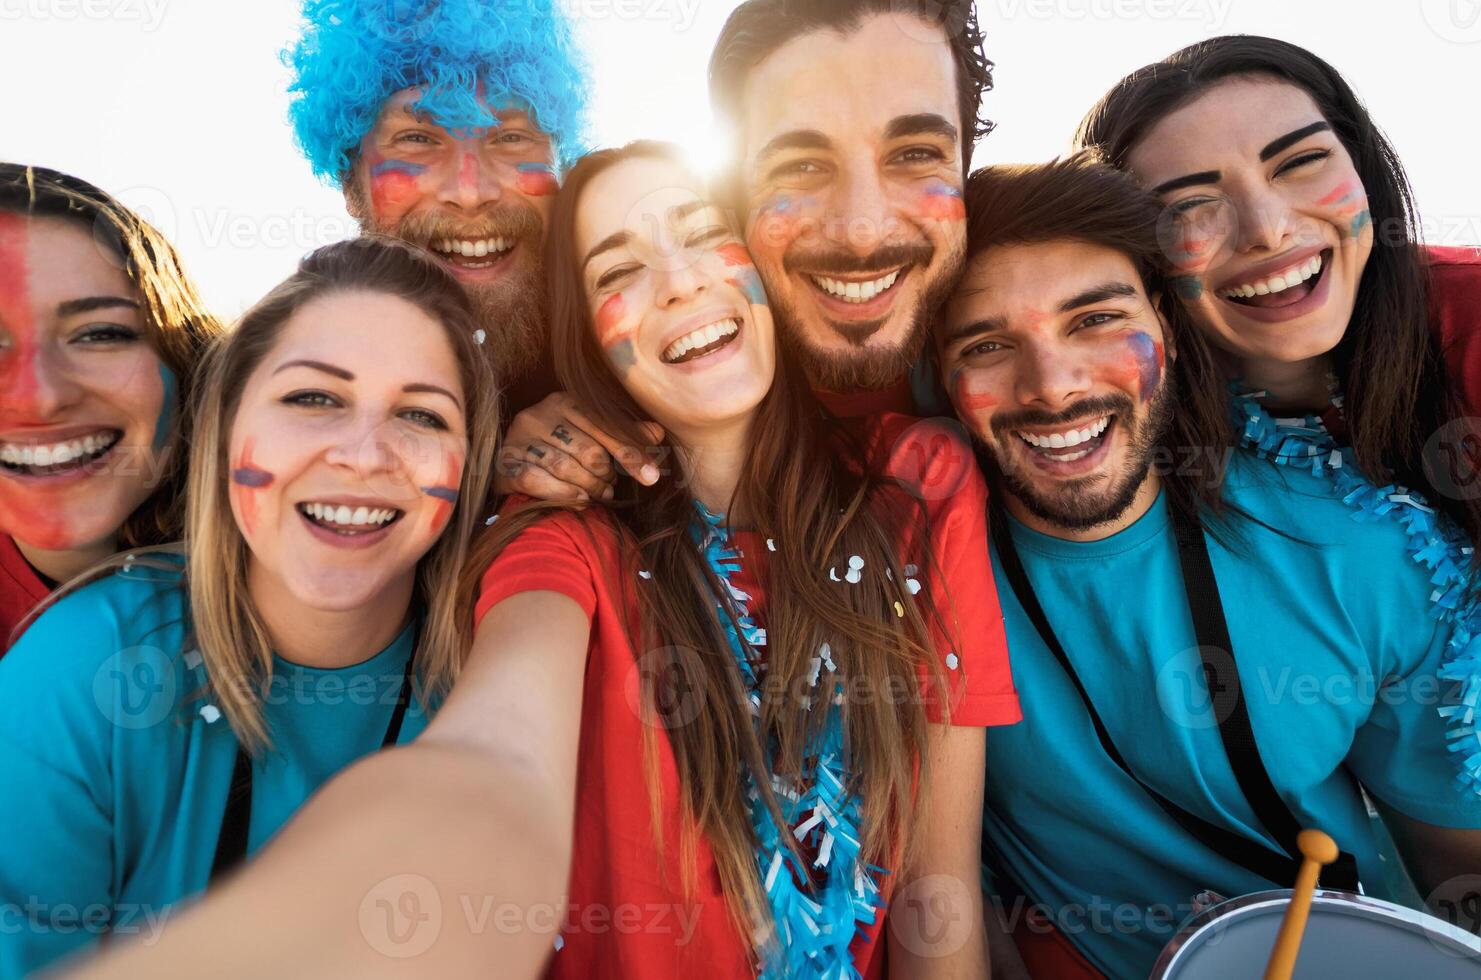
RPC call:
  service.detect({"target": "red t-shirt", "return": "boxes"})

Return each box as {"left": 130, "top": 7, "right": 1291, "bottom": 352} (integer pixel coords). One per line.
{"left": 0, "top": 534, "right": 51, "bottom": 654}
{"left": 1428, "top": 245, "right": 1481, "bottom": 413}
{"left": 813, "top": 379, "right": 917, "bottom": 420}
{"left": 474, "top": 413, "right": 1019, "bottom": 979}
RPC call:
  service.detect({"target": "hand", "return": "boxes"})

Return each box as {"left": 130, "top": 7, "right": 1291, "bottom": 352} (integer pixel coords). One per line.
{"left": 495, "top": 392, "right": 664, "bottom": 501}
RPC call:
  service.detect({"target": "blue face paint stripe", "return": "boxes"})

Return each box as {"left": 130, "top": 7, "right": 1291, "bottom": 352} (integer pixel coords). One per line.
{"left": 422, "top": 486, "right": 459, "bottom": 503}
{"left": 153, "top": 362, "right": 177, "bottom": 452}
{"left": 370, "top": 160, "right": 429, "bottom": 178}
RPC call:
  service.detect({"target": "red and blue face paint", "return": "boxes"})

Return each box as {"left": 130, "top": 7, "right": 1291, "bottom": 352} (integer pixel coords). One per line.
{"left": 0, "top": 213, "right": 39, "bottom": 416}
{"left": 1123, "top": 331, "right": 1164, "bottom": 402}
{"left": 717, "top": 242, "right": 768, "bottom": 307}
{"left": 420, "top": 450, "right": 462, "bottom": 529}
{"left": 950, "top": 366, "right": 999, "bottom": 413}
{"left": 515, "top": 162, "right": 558, "bottom": 197}
{"left": 230, "top": 438, "right": 274, "bottom": 537}
{"left": 1318, "top": 178, "right": 1371, "bottom": 238}
{"left": 595, "top": 292, "right": 638, "bottom": 375}
{"left": 367, "top": 158, "right": 429, "bottom": 219}
{"left": 916, "top": 180, "right": 966, "bottom": 222}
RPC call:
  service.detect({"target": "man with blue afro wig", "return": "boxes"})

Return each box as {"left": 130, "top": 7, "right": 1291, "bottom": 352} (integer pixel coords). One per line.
{"left": 284, "top": 0, "right": 590, "bottom": 404}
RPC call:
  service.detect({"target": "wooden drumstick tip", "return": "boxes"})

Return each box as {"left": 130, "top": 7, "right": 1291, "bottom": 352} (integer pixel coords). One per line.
{"left": 1297, "top": 829, "right": 1339, "bottom": 866}
{"left": 1264, "top": 829, "right": 1339, "bottom": 980}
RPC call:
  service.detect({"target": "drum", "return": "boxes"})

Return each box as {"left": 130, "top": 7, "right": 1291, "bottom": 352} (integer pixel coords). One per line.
{"left": 1151, "top": 889, "right": 1481, "bottom": 979}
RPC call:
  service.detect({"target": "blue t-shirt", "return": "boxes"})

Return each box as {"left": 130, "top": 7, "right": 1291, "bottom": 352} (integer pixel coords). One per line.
{"left": 0, "top": 559, "right": 429, "bottom": 977}
{"left": 983, "top": 453, "right": 1481, "bottom": 980}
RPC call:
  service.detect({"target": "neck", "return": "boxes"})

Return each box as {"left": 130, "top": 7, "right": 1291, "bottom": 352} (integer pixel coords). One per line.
{"left": 1005, "top": 472, "right": 1162, "bottom": 544}
{"left": 670, "top": 413, "right": 755, "bottom": 526}
{"left": 1222, "top": 350, "right": 1336, "bottom": 413}
{"left": 14, "top": 534, "right": 120, "bottom": 586}
{"left": 247, "top": 560, "right": 413, "bottom": 669}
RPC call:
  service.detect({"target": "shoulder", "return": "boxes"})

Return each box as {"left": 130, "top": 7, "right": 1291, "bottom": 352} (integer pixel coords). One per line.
{"left": 860, "top": 412, "right": 985, "bottom": 506}
{"left": 1425, "top": 244, "right": 1481, "bottom": 274}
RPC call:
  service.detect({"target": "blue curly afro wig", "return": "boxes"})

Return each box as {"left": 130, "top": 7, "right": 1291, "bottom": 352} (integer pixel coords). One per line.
{"left": 283, "top": 0, "right": 590, "bottom": 185}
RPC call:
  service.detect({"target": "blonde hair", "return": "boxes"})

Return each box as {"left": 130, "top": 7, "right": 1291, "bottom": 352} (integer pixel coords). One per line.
{"left": 187, "top": 236, "right": 499, "bottom": 750}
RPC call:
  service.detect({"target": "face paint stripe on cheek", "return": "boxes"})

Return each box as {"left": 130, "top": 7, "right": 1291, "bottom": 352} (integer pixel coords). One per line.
{"left": 230, "top": 439, "right": 273, "bottom": 538}
{"left": 515, "top": 162, "right": 558, "bottom": 197}
{"left": 0, "top": 213, "right": 40, "bottom": 411}
{"left": 951, "top": 367, "right": 998, "bottom": 412}
{"left": 917, "top": 181, "right": 966, "bottom": 222}
{"left": 152, "top": 363, "right": 177, "bottom": 452}
{"left": 1125, "top": 331, "right": 1163, "bottom": 401}
{"left": 421, "top": 450, "right": 462, "bottom": 528}
{"left": 1316, "top": 178, "right": 1363, "bottom": 207}
{"left": 595, "top": 293, "right": 640, "bottom": 374}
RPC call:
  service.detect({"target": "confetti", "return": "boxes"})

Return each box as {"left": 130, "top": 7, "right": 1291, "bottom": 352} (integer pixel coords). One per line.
{"left": 847, "top": 555, "right": 864, "bottom": 571}
{"left": 199, "top": 705, "right": 221, "bottom": 724}
{"left": 473, "top": 329, "right": 487, "bottom": 345}
{"left": 893, "top": 601, "right": 905, "bottom": 618}
{"left": 946, "top": 653, "right": 960, "bottom": 670}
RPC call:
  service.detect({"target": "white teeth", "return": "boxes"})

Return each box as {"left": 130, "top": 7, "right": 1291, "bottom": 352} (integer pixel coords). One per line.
{"left": 810, "top": 270, "right": 902, "bottom": 303}
{"left": 1016, "top": 416, "right": 1110, "bottom": 451}
{"left": 0, "top": 431, "right": 119, "bottom": 469}
{"left": 300, "top": 502, "right": 400, "bottom": 527}
{"left": 1223, "top": 254, "right": 1323, "bottom": 299}
{"left": 435, "top": 237, "right": 511, "bottom": 258}
{"left": 662, "top": 318, "right": 741, "bottom": 363}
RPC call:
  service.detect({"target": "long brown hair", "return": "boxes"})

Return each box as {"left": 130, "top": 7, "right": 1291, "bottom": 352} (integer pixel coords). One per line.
{"left": 1075, "top": 36, "right": 1478, "bottom": 542}
{"left": 188, "top": 236, "right": 499, "bottom": 749}
{"left": 467, "top": 141, "right": 948, "bottom": 958}
{"left": 0, "top": 163, "right": 224, "bottom": 548}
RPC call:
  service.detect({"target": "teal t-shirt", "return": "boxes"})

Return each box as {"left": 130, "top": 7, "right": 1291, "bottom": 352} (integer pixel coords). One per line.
{"left": 983, "top": 453, "right": 1481, "bottom": 980}
{"left": 0, "top": 558, "right": 430, "bottom": 977}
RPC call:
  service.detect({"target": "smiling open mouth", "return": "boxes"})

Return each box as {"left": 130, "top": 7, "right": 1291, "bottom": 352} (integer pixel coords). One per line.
{"left": 0, "top": 430, "right": 122, "bottom": 477}
{"left": 1016, "top": 415, "right": 1114, "bottom": 463}
{"left": 296, "top": 502, "right": 404, "bottom": 535}
{"left": 1220, "top": 249, "right": 1330, "bottom": 309}
{"left": 662, "top": 317, "right": 741, "bottom": 364}
{"left": 429, "top": 236, "right": 516, "bottom": 270}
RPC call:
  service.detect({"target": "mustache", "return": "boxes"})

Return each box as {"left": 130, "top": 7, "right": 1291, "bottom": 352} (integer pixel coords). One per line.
{"left": 783, "top": 242, "right": 933, "bottom": 277}
{"left": 989, "top": 394, "right": 1133, "bottom": 441}
{"left": 396, "top": 204, "right": 544, "bottom": 247}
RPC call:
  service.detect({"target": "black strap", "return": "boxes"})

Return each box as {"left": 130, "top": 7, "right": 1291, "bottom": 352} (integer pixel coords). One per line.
{"left": 989, "top": 503, "right": 1360, "bottom": 892}
{"left": 208, "top": 643, "right": 417, "bottom": 886}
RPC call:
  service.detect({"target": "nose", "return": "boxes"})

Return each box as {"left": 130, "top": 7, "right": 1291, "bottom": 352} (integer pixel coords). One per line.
{"left": 323, "top": 411, "right": 418, "bottom": 502}
{"left": 0, "top": 341, "right": 85, "bottom": 421}
{"left": 654, "top": 248, "right": 713, "bottom": 310}
{"left": 1015, "top": 339, "right": 1089, "bottom": 410}
{"left": 437, "top": 145, "right": 500, "bottom": 212}
{"left": 825, "top": 165, "right": 897, "bottom": 258}
{"left": 1228, "top": 179, "right": 1294, "bottom": 254}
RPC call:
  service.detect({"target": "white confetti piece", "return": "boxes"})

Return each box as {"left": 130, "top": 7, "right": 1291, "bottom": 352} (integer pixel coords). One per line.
{"left": 484, "top": 514, "right": 498, "bottom": 526}
{"left": 847, "top": 555, "right": 864, "bottom": 571}
{"left": 766, "top": 538, "right": 776, "bottom": 551}
{"left": 904, "top": 564, "right": 918, "bottom": 577}
{"left": 946, "top": 653, "right": 960, "bottom": 670}
{"left": 845, "top": 568, "right": 862, "bottom": 584}
{"left": 907, "top": 578, "right": 922, "bottom": 596}
{"left": 199, "top": 705, "right": 221, "bottom": 724}
{"left": 473, "top": 329, "right": 486, "bottom": 345}
{"left": 828, "top": 567, "right": 840, "bottom": 582}
{"left": 638, "top": 570, "right": 652, "bottom": 580}
{"left": 183, "top": 649, "right": 203, "bottom": 670}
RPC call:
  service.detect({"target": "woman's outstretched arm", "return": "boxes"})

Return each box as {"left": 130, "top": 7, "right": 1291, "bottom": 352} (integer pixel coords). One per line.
{"left": 66, "top": 591, "right": 591, "bottom": 980}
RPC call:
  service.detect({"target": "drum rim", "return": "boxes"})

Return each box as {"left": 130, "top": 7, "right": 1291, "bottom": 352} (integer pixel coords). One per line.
{"left": 1150, "top": 888, "right": 1481, "bottom": 977}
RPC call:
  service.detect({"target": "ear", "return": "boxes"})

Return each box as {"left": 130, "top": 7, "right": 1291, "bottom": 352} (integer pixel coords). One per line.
{"left": 1150, "top": 290, "right": 1177, "bottom": 364}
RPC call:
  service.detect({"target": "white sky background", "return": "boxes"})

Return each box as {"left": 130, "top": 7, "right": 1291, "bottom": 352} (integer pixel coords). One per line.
{"left": 3, "top": 0, "right": 1478, "bottom": 318}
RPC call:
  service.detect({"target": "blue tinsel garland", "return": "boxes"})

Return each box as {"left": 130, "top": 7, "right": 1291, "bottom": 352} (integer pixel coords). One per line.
{"left": 689, "top": 503, "right": 884, "bottom": 979}
{"left": 1233, "top": 391, "right": 1481, "bottom": 799}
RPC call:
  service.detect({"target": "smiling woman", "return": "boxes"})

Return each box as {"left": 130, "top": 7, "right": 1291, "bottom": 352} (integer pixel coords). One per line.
{"left": 0, "top": 164, "right": 222, "bottom": 651}
{"left": 0, "top": 237, "right": 499, "bottom": 977}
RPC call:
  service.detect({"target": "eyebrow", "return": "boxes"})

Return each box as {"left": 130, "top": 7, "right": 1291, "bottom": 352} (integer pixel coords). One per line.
{"left": 755, "top": 129, "right": 832, "bottom": 163}
{"left": 1058, "top": 281, "right": 1138, "bottom": 312}
{"left": 57, "top": 296, "right": 138, "bottom": 317}
{"left": 1152, "top": 171, "right": 1222, "bottom": 194}
{"left": 273, "top": 359, "right": 354, "bottom": 380}
{"left": 885, "top": 113, "right": 958, "bottom": 144}
{"left": 403, "top": 382, "right": 462, "bottom": 410}
{"left": 1259, "top": 120, "right": 1332, "bottom": 161}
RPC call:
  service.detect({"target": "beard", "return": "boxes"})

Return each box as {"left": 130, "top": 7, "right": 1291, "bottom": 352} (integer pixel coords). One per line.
{"left": 770, "top": 238, "right": 962, "bottom": 393}
{"left": 345, "top": 178, "right": 548, "bottom": 385}
{"left": 988, "top": 374, "right": 1176, "bottom": 532}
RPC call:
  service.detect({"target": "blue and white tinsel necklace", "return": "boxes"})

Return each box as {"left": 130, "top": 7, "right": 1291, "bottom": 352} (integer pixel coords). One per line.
{"left": 689, "top": 502, "right": 884, "bottom": 980}
{"left": 1233, "top": 389, "right": 1481, "bottom": 800}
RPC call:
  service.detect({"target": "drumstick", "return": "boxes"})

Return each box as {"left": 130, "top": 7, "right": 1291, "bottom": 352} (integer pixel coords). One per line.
{"left": 1263, "top": 829, "right": 1339, "bottom": 980}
